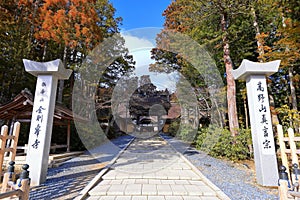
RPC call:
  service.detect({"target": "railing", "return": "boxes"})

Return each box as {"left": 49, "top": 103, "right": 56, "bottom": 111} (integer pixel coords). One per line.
{"left": 0, "top": 161, "right": 30, "bottom": 199}
{"left": 277, "top": 124, "right": 300, "bottom": 199}
{"left": 0, "top": 122, "right": 20, "bottom": 176}
{"left": 17, "top": 143, "right": 68, "bottom": 155}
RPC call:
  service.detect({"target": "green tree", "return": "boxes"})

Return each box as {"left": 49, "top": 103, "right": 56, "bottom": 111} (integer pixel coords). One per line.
{"left": 261, "top": 0, "right": 300, "bottom": 131}
{"left": 0, "top": 0, "right": 123, "bottom": 105}
{"left": 152, "top": 0, "right": 259, "bottom": 136}
{"left": 0, "top": 1, "right": 36, "bottom": 103}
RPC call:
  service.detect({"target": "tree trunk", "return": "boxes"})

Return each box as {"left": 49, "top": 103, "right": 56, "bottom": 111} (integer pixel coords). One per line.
{"left": 221, "top": 13, "right": 239, "bottom": 136}
{"left": 57, "top": 46, "right": 68, "bottom": 103}
{"left": 42, "top": 42, "right": 47, "bottom": 61}
{"left": 289, "top": 67, "right": 297, "bottom": 109}
{"left": 243, "top": 97, "right": 249, "bottom": 129}
{"left": 281, "top": 13, "right": 298, "bottom": 131}
{"left": 251, "top": 7, "right": 264, "bottom": 62}
{"left": 252, "top": 7, "right": 280, "bottom": 126}
{"left": 289, "top": 66, "right": 298, "bottom": 111}
{"left": 27, "top": 0, "right": 40, "bottom": 56}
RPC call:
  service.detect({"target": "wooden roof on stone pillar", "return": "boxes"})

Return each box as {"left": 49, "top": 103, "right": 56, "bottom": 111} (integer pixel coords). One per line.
{"left": 0, "top": 89, "right": 86, "bottom": 125}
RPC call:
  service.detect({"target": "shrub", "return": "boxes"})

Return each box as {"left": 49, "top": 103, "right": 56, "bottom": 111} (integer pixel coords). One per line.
{"left": 167, "top": 119, "right": 198, "bottom": 142}
{"left": 196, "top": 126, "right": 252, "bottom": 161}
{"left": 168, "top": 119, "right": 180, "bottom": 137}
{"left": 276, "top": 105, "right": 300, "bottom": 132}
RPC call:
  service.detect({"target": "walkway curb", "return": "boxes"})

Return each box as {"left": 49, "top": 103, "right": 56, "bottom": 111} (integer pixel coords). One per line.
{"left": 162, "top": 135, "right": 231, "bottom": 200}
{"left": 179, "top": 153, "right": 231, "bottom": 200}
{"left": 74, "top": 137, "right": 135, "bottom": 200}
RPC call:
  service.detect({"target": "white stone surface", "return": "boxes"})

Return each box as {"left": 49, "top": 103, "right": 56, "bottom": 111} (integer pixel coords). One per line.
{"left": 131, "top": 196, "right": 147, "bottom": 200}
{"left": 170, "top": 184, "right": 188, "bottom": 195}
{"left": 142, "top": 184, "right": 157, "bottom": 195}
{"left": 124, "top": 184, "right": 142, "bottom": 195}
{"left": 232, "top": 59, "right": 280, "bottom": 80}
{"left": 233, "top": 60, "right": 280, "bottom": 186}
{"left": 23, "top": 59, "right": 72, "bottom": 79}
{"left": 157, "top": 184, "right": 173, "bottom": 195}
{"left": 86, "top": 136, "right": 228, "bottom": 200}
{"left": 23, "top": 59, "right": 72, "bottom": 186}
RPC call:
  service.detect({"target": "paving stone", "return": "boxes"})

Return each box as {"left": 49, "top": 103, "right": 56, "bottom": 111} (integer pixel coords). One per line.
{"left": 148, "top": 196, "right": 166, "bottom": 200}
{"left": 103, "top": 171, "right": 117, "bottom": 180}
{"left": 115, "top": 196, "right": 131, "bottom": 200}
{"left": 98, "top": 180, "right": 111, "bottom": 185}
{"left": 174, "top": 180, "right": 190, "bottom": 185}
{"left": 148, "top": 179, "right": 161, "bottom": 184}
{"left": 86, "top": 196, "right": 100, "bottom": 200}
{"left": 166, "top": 171, "right": 181, "bottom": 179}
{"left": 155, "top": 172, "right": 168, "bottom": 179}
{"left": 122, "top": 179, "right": 135, "bottom": 184}
{"left": 170, "top": 184, "right": 188, "bottom": 195}
{"left": 157, "top": 184, "right": 173, "bottom": 195}
{"left": 135, "top": 179, "right": 149, "bottom": 184}
{"left": 188, "top": 180, "right": 206, "bottom": 186}
{"left": 184, "top": 185, "right": 203, "bottom": 196}
{"left": 165, "top": 196, "right": 184, "bottom": 200}
{"left": 124, "top": 184, "right": 142, "bottom": 195}
{"left": 85, "top": 135, "right": 229, "bottom": 200}
{"left": 200, "top": 197, "right": 221, "bottom": 200}
{"left": 106, "top": 184, "right": 126, "bottom": 195}
{"left": 110, "top": 180, "right": 122, "bottom": 184}
{"left": 99, "top": 197, "right": 116, "bottom": 200}
{"left": 128, "top": 173, "right": 143, "bottom": 179}
{"left": 89, "top": 185, "right": 110, "bottom": 196}
{"left": 182, "top": 196, "right": 202, "bottom": 200}
{"left": 179, "top": 170, "right": 193, "bottom": 180}
{"left": 161, "top": 180, "right": 175, "bottom": 184}
{"left": 198, "top": 186, "right": 217, "bottom": 196}
{"left": 142, "top": 173, "right": 156, "bottom": 179}
{"left": 142, "top": 184, "right": 157, "bottom": 195}
{"left": 132, "top": 196, "right": 147, "bottom": 200}
{"left": 181, "top": 163, "right": 192, "bottom": 170}
{"left": 115, "top": 172, "right": 129, "bottom": 179}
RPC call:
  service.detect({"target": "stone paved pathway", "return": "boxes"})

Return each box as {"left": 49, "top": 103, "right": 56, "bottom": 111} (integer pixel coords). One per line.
{"left": 83, "top": 135, "right": 230, "bottom": 200}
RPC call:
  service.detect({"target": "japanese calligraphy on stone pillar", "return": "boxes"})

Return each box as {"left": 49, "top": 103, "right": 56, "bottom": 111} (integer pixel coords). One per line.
{"left": 255, "top": 80, "right": 275, "bottom": 155}
{"left": 29, "top": 77, "right": 50, "bottom": 150}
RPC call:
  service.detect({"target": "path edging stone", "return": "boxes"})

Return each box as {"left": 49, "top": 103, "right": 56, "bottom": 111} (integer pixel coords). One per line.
{"left": 74, "top": 137, "right": 135, "bottom": 200}
{"left": 162, "top": 135, "right": 231, "bottom": 200}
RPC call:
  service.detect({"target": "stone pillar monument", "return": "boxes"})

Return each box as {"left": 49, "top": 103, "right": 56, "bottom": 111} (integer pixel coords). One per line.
{"left": 232, "top": 59, "right": 280, "bottom": 186}
{"left": 23, "top": 59, "right": 72, "bottom": 186}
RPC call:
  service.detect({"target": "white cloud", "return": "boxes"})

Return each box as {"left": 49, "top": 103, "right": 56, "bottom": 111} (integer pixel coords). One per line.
{"left": 127, "top": 48, "right": 178, "bottom": 92}
{"left": 122, "top": 34, "right": 155, "bottom": 51}
{"left": 120, "top": 28, "right": 178, "bottom": 92}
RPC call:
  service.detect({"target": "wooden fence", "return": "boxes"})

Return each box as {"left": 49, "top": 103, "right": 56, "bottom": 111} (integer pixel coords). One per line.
{"left": 0, "top": 161, "right": 30, "bottom": 199}
{"left": 277, "top": 124, "right": 300, "bottom": 199}
{"left": 0, "top": 122, "right": 20, "bottom": 176}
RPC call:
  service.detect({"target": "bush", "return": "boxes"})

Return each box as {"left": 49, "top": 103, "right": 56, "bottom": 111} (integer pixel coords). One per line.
{"left": 196, "top": 126, "right": 252, "bottom": 161}
{"left": 168, "top": 119, "right": 180, "bottom": 137}
{"left": 168, "top": 119, "right": 198, "bottom": 142}
{"left": 276, "top": 105, "right": 300, "bottom": 132}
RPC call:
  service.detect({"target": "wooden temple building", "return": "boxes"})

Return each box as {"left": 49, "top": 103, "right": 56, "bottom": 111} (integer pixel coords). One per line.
{"left": 0, "top": 89, "right": 86, "bottom": 152}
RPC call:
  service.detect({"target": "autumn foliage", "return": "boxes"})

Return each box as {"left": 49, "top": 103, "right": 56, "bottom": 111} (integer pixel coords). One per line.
{"left": 18, "top": 0, "right": 117, "bottom": 50}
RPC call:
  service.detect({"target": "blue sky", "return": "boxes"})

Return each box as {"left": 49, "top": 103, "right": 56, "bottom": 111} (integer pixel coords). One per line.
{"left": 109, "top": 0, "right": 177, "bottom": 91}
{"left": 110, "top": 0, "right": 171, "bottom": 30}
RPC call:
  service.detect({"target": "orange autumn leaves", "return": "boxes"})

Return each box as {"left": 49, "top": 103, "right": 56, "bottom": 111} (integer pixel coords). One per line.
{"left": 19, "top": 0, "right": 101, "bottom": 49}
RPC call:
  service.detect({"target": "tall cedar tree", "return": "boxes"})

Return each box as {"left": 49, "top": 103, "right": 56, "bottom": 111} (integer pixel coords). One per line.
{"left": 17, "top": 0, "right": 121, "bottom": 103}
{"left": 263, "top": 0, "right": 300, "bottom": 111}
{"left": 0, "top": 1, "right": 37, "bottom": 103}
{"left": 155, "top": 0, "right": 250, "bottom": 136}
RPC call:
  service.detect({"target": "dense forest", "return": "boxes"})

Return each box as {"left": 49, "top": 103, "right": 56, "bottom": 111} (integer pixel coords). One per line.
{"left": 0, "top": 0, "right": 134, "bottom": 149}
{"left": 150, "top": 0, "right": 299, "bottom": 160}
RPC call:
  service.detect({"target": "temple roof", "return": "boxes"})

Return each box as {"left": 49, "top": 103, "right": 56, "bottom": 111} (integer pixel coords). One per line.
{"left": 0, "top": 89, "right": 86, "bottom": 125}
